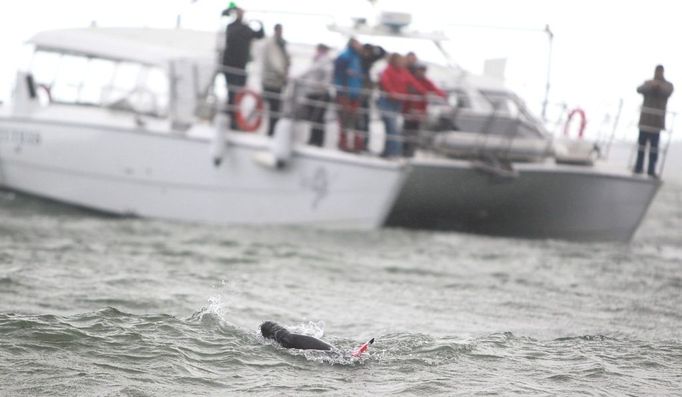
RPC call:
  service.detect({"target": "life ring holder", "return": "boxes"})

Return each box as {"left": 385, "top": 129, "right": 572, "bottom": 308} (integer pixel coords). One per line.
{"left": 235, "top": 88, "right": 264, "bottom": 132}
{"left": 563, "top": 108, "right": 587, "bottom": 139}
{"left": 37, "top": 83, "right": 52, "bottom": 103}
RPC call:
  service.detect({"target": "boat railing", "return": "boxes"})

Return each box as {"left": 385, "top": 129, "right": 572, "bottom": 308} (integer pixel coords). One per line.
{"left": 541, "top": 99, "right": 676, "bottom": 177}
{"left": 209, "top": 65, "right": 428, "bottom": 150}
{"left": 206, "top": 64, "right": 555, "bottom": 163}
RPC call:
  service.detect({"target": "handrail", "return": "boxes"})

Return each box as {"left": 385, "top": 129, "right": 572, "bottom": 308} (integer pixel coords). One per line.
{"left": 658, "top": 112, "right": 676, "bottom": 175}
{"left": 604, "top": 99, "right": 624, "bottom": 159}
{"left": 216, "top": 81, "right": 411, "bottom": 143}
{"left": 545, "top": 100, "right": 676, "bottom": 177}
{"left": 213, "top": 63, "right": 446, "bottom": 129}
{"left": 213, "top": 63, "right": 447, "bottom": 105}
{"left": 208, "top": 62, "right": 562, "bottom": 163}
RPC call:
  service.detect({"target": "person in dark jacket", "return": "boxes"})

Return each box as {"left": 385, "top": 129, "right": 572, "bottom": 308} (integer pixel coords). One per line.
{"left": 634, "top": 65, "right": 674, "bottom": 177}
{"left": 405, "top": 51, "right": 418, "bottom": 75}
{"left": 357, "top": 44, "right": 387, "bottom": 150}
{"left": 221, "top": 6, "right": 265, "bottom": 129}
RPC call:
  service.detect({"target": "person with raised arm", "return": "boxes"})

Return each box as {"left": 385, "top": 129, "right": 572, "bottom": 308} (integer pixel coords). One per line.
{"left": 221, "top": 3, "right": 265, "bottom": 129}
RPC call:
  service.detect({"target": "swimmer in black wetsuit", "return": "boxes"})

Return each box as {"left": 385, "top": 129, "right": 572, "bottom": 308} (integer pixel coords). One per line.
{"left": 260, "top": 321, "right": 334, "bottom": 350}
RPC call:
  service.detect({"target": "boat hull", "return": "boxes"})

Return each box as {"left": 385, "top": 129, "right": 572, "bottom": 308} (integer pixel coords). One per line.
{"left": 0, "top": 116, "right": 406, "bottom": 229}
{"left": 385, "top": 158, "right": 661, "bottom": 241}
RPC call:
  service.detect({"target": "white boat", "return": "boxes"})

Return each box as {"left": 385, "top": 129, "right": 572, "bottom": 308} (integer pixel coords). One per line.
{"left": 0, "top": 14, "right": 667, "bottom": 241}
{"left": 385, "top": 157, "right": 661, "bottom": 241}
{"left": 325, "top": 12, "right": 667, "bottom": 241}
{"left": 0, "top": 27, "right": 407, "bottom": 229}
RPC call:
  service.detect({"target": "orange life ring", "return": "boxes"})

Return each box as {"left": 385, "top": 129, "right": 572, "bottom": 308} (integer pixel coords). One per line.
{"left": 235, "top": 89, "right": 264, "bottom": 132}
{"left": 563, "top": 108, "right": 587, "bottom": 139}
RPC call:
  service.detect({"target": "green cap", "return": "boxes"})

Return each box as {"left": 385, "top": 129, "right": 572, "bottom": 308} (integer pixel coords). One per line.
{"left": 228, "top": 1, "right": 237, "bottom": 9}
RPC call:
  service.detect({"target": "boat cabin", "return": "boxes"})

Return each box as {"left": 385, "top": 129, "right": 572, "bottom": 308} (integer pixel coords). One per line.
{"left": 14, "top": 27, "right": 218, "bottom": 131}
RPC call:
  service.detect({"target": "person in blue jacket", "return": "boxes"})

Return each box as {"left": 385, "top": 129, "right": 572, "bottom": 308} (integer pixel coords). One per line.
{"left": 333, "top": 38, "right": 364, "bottom": 151}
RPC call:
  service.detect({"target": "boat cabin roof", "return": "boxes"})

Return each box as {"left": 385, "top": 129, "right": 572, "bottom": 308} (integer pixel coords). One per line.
{"left": 28, "top": 27, "right": 216, "bottom": 67}
{"left": 328, "top": 23, "right": 449, "bottom": 42}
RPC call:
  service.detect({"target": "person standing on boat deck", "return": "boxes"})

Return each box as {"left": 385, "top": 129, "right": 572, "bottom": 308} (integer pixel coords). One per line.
{"left": 333, "top": 38, "right": 365, "bottom": 152}
{"left": 378, "top": 53, "right": 428, "bottom": 158}
{"left": 299, "top": 43, "right": 333, "bottom": 147}
{"left": 402, "top": 62, "right": 446, "bottom": 157}
{"left": 405, "top": 52, "right": 419, "bottom": 75}
{"left": 221, "top": 5, "right": 265, "bottom": 130}
{"left": 634, "top": 65, "right": 674, "bottom": 177}
{"left": 357, "top": 43, "right": 388, "bottom": 151}
{"left": 261, "top": 23, "right": 290, "bottom": 136}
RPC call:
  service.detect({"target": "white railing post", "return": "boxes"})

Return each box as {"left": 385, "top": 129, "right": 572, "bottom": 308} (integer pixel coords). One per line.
{"left": 658, "top": 112, "right": 676, "bottom": 176}
{"left": 604, "top": 99, "right": 624, "bottom": 160}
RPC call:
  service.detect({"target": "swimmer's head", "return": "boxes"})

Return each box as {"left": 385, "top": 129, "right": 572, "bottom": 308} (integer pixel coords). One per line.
{"left": 260, "top": 321, "right": 284, "bottom": 339}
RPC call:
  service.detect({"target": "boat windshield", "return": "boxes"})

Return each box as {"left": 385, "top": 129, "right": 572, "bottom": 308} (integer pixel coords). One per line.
{"left": 30, "top": 49, "right": 170, "bottom": 117}
{"left": 479, "top": 89, "right": 540, "bottom": 126}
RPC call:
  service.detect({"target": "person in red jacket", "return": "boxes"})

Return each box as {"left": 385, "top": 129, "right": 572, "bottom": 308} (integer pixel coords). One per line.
{"left": 378, "top": 53, "right": 428, "bottom": 157}
{"left": 402, "top": 62, "right": 446, "bottom": 157}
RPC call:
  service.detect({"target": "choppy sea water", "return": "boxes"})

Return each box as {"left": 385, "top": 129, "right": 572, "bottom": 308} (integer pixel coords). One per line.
{"left": 1, "top": 184, "right": 681, "bottom": 396}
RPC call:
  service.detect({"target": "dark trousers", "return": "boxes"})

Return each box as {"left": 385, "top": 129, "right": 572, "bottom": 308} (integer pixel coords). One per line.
{"left": 263, "top": 86, "right": 283, "bottom": 136}
{"left": 403, "top": 118, "right": 421, "bottom": 157}
{"left": 357, "top": 95, "right": 371, "bottom": 150}
{"left": 306, "top": 93, "right": 329, "bottom": 147}
{"left": 634, "top": 130, "right": 660, "bottom": 175}
{"left": 224, "top": 71, "right": 246, "bottom": 130}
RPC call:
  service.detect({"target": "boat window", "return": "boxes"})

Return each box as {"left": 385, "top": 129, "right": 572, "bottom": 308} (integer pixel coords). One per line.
{"left": 31, "top": 51, "right": 62, "bottom": 87}
{"left": 50, "top": 54, "right": 89, "bottom": 103}
{"left": 79, "top": 58, "right": 117, "bottom": 105}
{"left": 142, "top": 68, "right": 170, "bottom": 116}
{"left": 103, "top": 62, "right": 144, "bottom": 105}
{"left": 480, "top": 90, "right": 520, "bottom": 117}
{"left": 479, "top": 89, "right": 546, "bottom": 136}
{"left": 448, "top": 89, "right": 471, "bottom": 109}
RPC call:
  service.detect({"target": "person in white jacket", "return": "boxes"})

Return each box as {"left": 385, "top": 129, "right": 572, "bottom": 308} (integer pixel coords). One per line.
{"left": 261, "top": 24, "right": 290, "bottom": 136}
{"left": 298, "top": 44, "right": 333, "bottom": 147}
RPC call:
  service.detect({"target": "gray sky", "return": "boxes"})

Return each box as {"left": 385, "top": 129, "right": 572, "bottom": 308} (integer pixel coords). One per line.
{"left": 0, "top": 0, "right": 678, "bottom": 140}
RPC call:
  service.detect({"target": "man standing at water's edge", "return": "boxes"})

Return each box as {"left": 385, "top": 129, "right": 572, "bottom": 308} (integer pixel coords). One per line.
{"left": 634, "top": 65, "right": 674, "bottom": 177}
